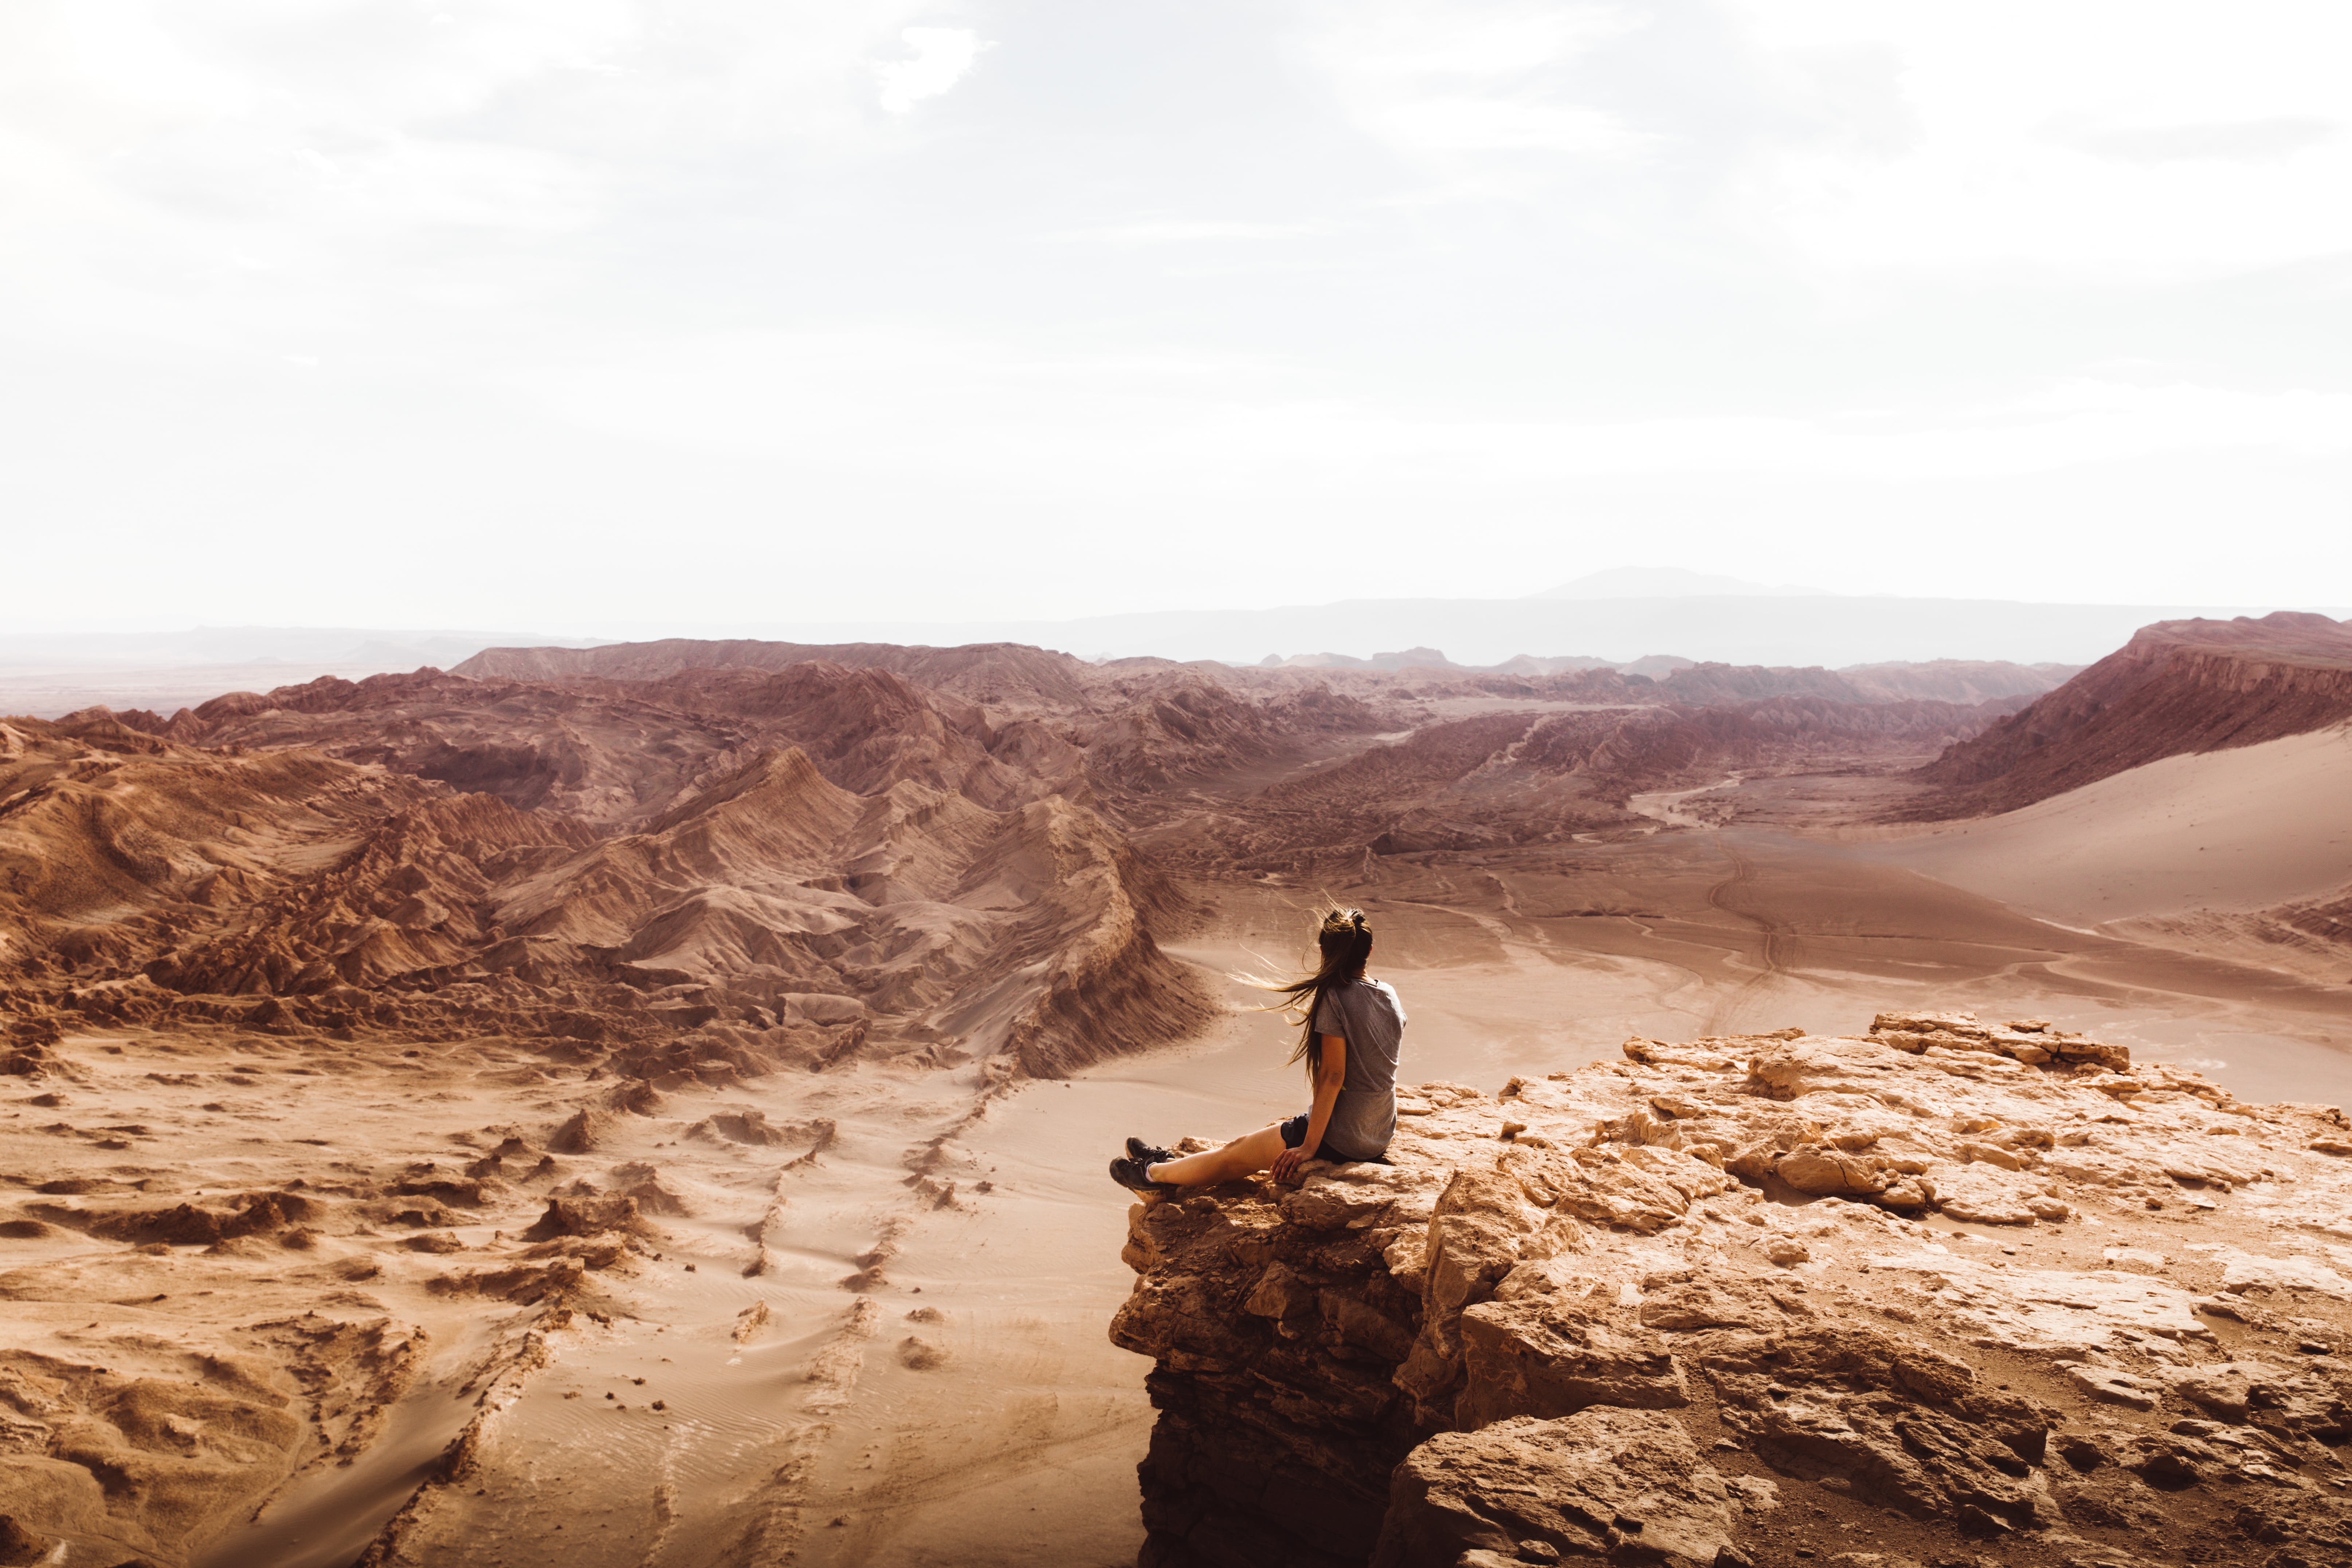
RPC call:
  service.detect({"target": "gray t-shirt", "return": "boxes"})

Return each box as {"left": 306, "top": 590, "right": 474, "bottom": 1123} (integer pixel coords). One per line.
{"left": 1309, "top": 977, "right": 1406, "bottom": 1161}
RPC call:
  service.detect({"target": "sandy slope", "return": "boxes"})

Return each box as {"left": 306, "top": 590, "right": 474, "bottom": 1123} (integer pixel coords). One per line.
{"left": 1873, "top": 725, "right": 2352, "bottom": 925}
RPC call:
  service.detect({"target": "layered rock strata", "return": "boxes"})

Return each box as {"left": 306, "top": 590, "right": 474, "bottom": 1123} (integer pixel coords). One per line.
{"left": 0, "top": 716, "right": 1211, "bottom": 1079}
{"left": 1113, "top": 1012, "right": 2352, "bottom": 1568}
{"left": 1911, "top": 610, "right": 2352, "bottom": 817}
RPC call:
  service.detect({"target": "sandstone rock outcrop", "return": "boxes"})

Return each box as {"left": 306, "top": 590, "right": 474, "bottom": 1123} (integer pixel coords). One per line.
{"left": 1380, "top": 1408, "right": 1739, "bottom": 1568}
{"left": 1113, "top": 1016, "right": 2352, "bottom": 1567}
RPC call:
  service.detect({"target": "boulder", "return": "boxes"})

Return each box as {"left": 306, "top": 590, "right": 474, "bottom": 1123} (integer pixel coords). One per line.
{"left": 1282, "top": 1169, "right": 1419, "bottom": 1232}
{"left": 1928, "top": 1165, "right": 2057, "bottom": 1226}
{"left": 1455, "top": 1297, "right": 1690, "bottom": 1429}
{"left": 2062, "top": 1364, "right": 2164, "bottom": 1410}
{"left": 1863, "top": 1255, "right": 2211, "bottom": 1356}
{"left": 1868, "top": 1010, "right": 2130, "bottom": 1072}
{"left": 518, "top": 1193, "right": 644, "bottom": 1241}
{"left": 2168, "top": 1360, "right": 2265, "bottom": 1423}
{"left": 1637, "top": 1271, "right": 1800, "bottom": 1332}
{"left": 1424, "top": 1169, "right": 1541, "bottom": 1323}
{"left": 548, "top": 1107, "right": 612, "bottom": 1153}
{"left": 2049, "top": 1467, "right": 2172, "bottom": 1530}
{"left": 1697, "top": 1325, "right": 2052, "bottom": 1526}
{"left": 0, "top": 1514, "right": 52, "bottom": 1568}
{"left": 1745, "top": 1037, "right": 1920, "bottom": 1100}
{"left": 2230, "top": 1490, "right": 2352, "bottom": 1561}
{"left": 1776, "top": 1146, "right": 1889, "bottom": 1198}
{"left": 2218, "top": 1249, "right": 2352, "bottom": 1299}
{"left": 1374, "top": 1408, "right": 1738, "bottom": 1568}
{"left": 1504, "top": 1147, "right": 1716, "bottom": 1234}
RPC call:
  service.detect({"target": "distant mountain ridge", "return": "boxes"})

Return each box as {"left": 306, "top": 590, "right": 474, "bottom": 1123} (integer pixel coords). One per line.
{"left": 455, "top": 637, "right": 2078, "bottom": 710}
{"left": 12, "top": 595, "right": 2345, "bottom": 718}
{"left": 673, "top": 593, "right": 2345, "bottom": 669}
{"left": 452, "top": 638, "right": 1094, "bottom": 706}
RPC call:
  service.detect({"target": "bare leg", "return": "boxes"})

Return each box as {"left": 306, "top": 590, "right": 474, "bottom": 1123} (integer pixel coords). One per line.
{"left": 1148, "top": 1123, "right": 1289, "bottom": 1187}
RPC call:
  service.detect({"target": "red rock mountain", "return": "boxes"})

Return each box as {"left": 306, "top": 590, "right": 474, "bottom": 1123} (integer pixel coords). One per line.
{"left": 1910, "top": 612, "right": 2352, "bottom": 816}
{"left": 0, "top": 682, "right": 1207, "bottom": 1079}
{"left": 454, "top": 637, "right": 1098, "bottom": 709}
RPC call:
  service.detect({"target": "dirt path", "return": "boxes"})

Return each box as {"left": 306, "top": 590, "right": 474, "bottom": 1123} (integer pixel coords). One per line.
{"left": 1627, "top": 773, "right": 1744, "bottom": 830}
{"left": 1698, "top": 832, "right": 1796, "bottom": 1035}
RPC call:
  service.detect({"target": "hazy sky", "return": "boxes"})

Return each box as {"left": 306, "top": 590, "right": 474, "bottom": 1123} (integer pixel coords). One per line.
{"left": 4, "top": 1, "right": 2348, "bottom": 632}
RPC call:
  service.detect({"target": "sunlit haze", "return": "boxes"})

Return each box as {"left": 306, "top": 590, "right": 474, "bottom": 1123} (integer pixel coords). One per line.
{"left": 4, "top": 1, "right": 2348, "bottom": 633}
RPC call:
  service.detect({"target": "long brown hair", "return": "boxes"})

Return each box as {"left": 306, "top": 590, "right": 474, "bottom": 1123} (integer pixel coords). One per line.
{"left": 1236, "top": 906, "right": 1373, "bottom": 1085}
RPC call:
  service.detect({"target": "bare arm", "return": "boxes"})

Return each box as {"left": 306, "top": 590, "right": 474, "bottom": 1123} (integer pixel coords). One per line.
{"left": 1272, "top": 1033, "right": 1346, "bottom": 1185}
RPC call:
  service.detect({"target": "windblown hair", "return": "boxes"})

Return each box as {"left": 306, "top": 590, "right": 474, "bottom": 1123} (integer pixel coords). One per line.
{"left": 1235, "top": 905, "right": 1373, "bottom": 1086}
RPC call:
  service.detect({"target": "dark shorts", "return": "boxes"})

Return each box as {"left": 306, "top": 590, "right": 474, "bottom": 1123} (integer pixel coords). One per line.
{"left": 1278, "top": 1114, "right": 1387, "bottom": 1165}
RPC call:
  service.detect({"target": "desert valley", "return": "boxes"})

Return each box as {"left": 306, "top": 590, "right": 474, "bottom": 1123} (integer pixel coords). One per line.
{"left": 3, "top": 611, "right": 2351, "bottom": 1568}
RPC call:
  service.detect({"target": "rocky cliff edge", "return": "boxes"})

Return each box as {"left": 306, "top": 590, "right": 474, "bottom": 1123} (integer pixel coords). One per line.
{"left": 1111, "top": 1013, "right": 2352, "bottom": 1568}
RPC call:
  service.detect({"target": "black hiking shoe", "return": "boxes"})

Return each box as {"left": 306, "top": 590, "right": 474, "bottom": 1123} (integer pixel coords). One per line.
{"left": 1109, "top": 1156, "right": 1175, "bottom": 1197}
{"left": 1125, "top": 1136, "right": 1177, "bottom": 1167}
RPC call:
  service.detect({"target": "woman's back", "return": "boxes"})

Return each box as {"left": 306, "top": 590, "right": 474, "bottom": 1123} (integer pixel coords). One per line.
{"left": 1110, "top": 905, "right": 1404, "bottom": 1197}
{"left": 1312, "top": 976, "right": 1406, "bottom": 1160}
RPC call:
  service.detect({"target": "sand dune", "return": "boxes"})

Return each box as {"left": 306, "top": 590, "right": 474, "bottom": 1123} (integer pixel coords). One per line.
{"left": 1877, "top": 725, "right": 2352, "bottom": 925}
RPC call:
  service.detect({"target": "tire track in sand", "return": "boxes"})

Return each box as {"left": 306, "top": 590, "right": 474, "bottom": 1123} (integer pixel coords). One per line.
{"left": 1699, "top": 833, "right": 1796, "bottom": 1035}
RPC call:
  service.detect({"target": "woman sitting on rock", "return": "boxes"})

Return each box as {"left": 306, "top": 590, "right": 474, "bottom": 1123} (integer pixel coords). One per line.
{"left": 1111, "top": 906, "right": 1405, "bottom": 1194}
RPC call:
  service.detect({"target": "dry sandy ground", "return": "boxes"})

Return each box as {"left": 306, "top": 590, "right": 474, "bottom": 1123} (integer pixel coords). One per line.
{"left": 7, "top": 745, "right": 2351, "bottom": 1567}
{"left": 1871, "top": 725, "right": 2352, "bottom": 926}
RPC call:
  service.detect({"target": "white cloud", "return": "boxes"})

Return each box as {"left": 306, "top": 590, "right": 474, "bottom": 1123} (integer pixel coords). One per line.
{"left": 874, "top": 26, "right": 987, "bottom": 114}
{"left": 0, "top": 0, "right": 965, "bottom": 256}
{"left": 1312, "top": 2, "right": 1632, "bottom": 80}
{"left": 2047, "top": 116, "right": 2335, "bottom": 164}
{"left": 1300, "top": 0, "right": 1650, "bottom": 162}
{"left": 1051, "top": 219, "right": 1322, "bottom": 246}
{"left": 1369, "top": 98, "right": 1646, "bottom": 156}
{"left": 504, "top": 313, "right": 2352, "bottom": 494}
{"left": 1722, "top": 0, "right": 2352, "bottom": 273}
{"left": 0, "top": 0, "right": 2347, "bottom": 627}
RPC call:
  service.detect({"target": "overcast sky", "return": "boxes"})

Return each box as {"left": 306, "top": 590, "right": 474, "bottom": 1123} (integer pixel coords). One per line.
{"left": 3, "top": 1, "right": 2347, "bottom": 632}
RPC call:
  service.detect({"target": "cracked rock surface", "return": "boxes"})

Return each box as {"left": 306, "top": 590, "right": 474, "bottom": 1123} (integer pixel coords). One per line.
{"left": 1112, "top": 1012, "right": 2352, "bottom": 1568}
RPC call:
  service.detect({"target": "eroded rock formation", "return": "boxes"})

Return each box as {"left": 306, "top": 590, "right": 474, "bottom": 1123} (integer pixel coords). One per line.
{"left": 1113, "top": 1012, "right": 2352, "bottom": 1567}
{"left": 1911, "top": 611, "right": 2352, "bottom": 818}
{"left": 0, "top": 702, "right": 1211, "bottom": 1080}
